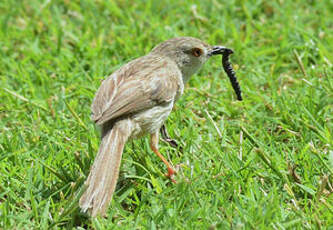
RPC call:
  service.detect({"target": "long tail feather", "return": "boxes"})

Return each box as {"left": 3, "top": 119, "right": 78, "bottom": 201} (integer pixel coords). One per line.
{"left": 79, "top": 120, "right": 132, "bottom": 217}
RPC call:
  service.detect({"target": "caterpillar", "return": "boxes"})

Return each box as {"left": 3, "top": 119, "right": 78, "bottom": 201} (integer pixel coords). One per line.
{"left": 222, "top": 48, "right": 243, "bottom": 101}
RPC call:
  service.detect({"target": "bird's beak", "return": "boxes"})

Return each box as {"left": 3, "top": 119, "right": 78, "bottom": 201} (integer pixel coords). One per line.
{"left": 208, "top": 46, "right": 234, "bottom": 56}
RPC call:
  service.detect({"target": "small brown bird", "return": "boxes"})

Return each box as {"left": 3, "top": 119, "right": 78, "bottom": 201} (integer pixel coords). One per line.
{"left": 79, "top": 37, "right": 232, "bottom": 217}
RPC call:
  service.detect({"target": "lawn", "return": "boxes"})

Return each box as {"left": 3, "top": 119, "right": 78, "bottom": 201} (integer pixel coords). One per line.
{"left": 0, "top": 0, "right": 332, "bottom": 229}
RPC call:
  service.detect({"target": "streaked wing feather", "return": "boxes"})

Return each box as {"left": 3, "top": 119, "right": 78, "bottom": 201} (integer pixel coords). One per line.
{"left": 91, "top": 56, "right": 181, "bottom": 125}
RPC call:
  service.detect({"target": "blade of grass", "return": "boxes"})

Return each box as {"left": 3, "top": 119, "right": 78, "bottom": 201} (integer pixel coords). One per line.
{"left": 32, "top": 157, "right": 68, "bottom": 183}
{"left": 49, "top": 182, "right": 87, "bottom": 229}
{"left": 241, "top": 126, "right": 288, "bottom": 183}
{"left": 64, "top": 100, "right": 88, "bottom": 130}
{"left": 3, "top": 87, "right": 47, "bottom": 111}
{"left": 293, "top": 49, "right": 307, "bottom": 77}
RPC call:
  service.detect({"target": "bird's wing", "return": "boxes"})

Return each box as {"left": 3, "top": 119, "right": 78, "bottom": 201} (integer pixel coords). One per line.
{"left": 91, "top": 56, "right": 182, "bottom": 125}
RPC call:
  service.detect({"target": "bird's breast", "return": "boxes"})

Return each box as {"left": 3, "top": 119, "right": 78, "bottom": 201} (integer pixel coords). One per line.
{"left": 130, "top": 101, "right": 174, "bottom": 138}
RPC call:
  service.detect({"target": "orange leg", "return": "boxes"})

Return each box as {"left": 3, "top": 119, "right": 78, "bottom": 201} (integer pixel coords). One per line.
{"left": 150, "top": 131, "right": 176, "bottom": 183}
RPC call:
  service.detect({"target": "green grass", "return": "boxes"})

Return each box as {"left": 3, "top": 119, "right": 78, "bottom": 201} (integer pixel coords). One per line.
{"left": 1, "top": 0, "right": 332, "bottom": 229}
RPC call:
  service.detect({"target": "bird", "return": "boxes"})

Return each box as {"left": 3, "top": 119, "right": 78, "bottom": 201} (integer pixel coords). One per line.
{"left": 79, "top": 37, "right": 231, "bottom": 217}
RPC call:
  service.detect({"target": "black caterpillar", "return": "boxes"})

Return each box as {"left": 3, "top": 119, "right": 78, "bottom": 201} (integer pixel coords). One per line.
{"left": 222, "top": 48, "right": 243, "bottom": 101}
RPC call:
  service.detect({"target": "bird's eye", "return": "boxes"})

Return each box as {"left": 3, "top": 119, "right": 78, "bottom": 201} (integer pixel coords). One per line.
{"left": 191, "top": 48, "right": 203, "bottom": 57}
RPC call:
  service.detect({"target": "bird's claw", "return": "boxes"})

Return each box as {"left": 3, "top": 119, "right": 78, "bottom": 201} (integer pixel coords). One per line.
{"left": 165, "top": 164, "right": 186, "bottom": 184}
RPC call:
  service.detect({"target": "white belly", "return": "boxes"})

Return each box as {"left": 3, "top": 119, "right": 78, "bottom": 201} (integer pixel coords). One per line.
{"left": 130, "top": 101, "right": 174, "bottom": 138}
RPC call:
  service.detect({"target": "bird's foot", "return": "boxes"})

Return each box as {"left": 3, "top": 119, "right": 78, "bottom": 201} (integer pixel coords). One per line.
{"left": 165, "top": 164, "right": 186, "bottom": 184}
{"left": 165, "top": 167, "right": 177, "bottom": 183}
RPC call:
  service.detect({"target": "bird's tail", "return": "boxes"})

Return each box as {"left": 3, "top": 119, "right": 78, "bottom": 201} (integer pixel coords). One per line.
{"left": 79, "top": 120, "right": 133, "bottom": 217}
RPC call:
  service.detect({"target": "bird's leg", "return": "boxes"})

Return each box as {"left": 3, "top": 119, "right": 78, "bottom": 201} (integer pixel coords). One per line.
{"left": 160, "top": 124, "right": 182, "bottom": 151}
{"left": 150, "top": 131, "right": 176, "bottom": 183}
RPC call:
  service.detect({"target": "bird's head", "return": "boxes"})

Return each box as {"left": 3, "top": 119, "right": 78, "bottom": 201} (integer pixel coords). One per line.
{"left": 150, "top": 37, "right": 230, "bottom": 82}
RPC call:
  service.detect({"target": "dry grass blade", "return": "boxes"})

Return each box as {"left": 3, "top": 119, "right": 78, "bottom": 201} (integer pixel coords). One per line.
{"left": 293, "top": 49, "right": 307, "bottom": 77}
{"left": 65, "top": 100, "right": 88, "bottom": 130}
{"left": 3, "top": 87, "right": 47, "bottom": 111}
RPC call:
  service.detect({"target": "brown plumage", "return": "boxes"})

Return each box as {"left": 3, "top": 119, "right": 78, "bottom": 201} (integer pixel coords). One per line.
{"left": 79, "top": 37, "right": 231, "bottom": 217}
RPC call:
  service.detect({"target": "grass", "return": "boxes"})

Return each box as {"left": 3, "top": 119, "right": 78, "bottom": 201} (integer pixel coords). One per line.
{"left": 0, "top": 0, "right": 332, "bottom": 229}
